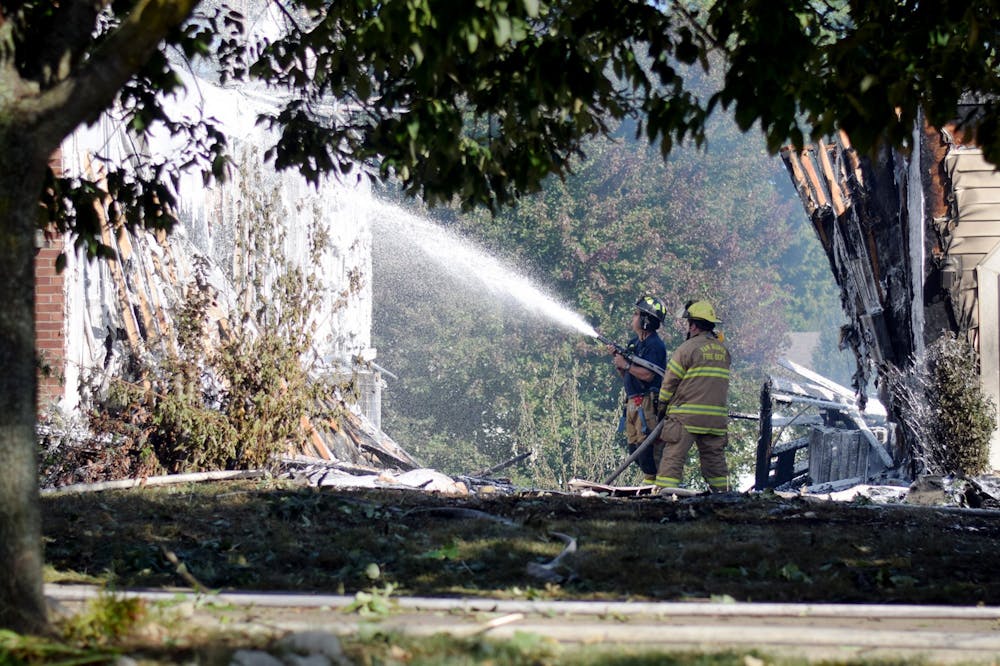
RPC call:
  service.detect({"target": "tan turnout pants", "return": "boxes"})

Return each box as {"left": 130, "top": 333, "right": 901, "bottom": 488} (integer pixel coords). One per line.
{"left": 624, "top": 394, "right": 658, "bottom": 478}
{"left": 653, "top": 417, "right": 729, "bottom": 492}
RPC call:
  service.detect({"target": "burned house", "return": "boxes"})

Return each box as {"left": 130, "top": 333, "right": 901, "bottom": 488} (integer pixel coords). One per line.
{"left": 761, "top": 106, "right": 1000, "bottom": 490}
{"left": 35, "top": 61, "right": 419, "bottom": 482}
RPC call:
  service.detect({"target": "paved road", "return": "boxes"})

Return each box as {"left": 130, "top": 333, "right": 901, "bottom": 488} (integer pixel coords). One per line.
{"left": 46, "top": 585, "right": 1000, "bottom": 663}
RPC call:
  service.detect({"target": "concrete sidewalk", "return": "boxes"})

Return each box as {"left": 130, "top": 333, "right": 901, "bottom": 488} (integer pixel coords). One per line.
{"left": 47, "top": 585, "right": 1000, "bottom": 663}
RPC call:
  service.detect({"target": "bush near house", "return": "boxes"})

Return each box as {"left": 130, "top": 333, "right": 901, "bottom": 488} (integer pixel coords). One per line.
{"left": 930, "top": 334, "right": 996, "bottom": 475}
{"left": 887, "top": 332, "right": 995, "bottom": 477}
{"left": 39, "top": 262, "right": 353, "bottom": 484}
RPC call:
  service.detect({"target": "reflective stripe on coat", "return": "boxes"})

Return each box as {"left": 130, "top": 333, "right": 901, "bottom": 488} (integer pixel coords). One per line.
{"left": 657, "top": 331, "right": 730, "bottom": 436}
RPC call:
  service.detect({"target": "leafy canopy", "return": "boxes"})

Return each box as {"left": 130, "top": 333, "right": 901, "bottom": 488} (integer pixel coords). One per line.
{"left": 250, "top": 0, "right": 708, "bottom": 211}
{"left": 250, "top": 0, "right": 1000, "bottom": 214}
{"left": 704, "top": 0, "right": 1000, "bottom": 157}
{"left": 16, "top": 0, "right": 1000, "bottom": 248}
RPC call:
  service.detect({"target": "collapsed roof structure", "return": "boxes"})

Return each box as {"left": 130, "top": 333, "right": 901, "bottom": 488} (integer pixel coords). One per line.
{"left": 772, "top": 103, "right": 1000, "bottom": 488}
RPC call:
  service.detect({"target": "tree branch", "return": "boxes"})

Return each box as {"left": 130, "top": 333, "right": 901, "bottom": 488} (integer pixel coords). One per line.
{"left": 24, "top": 0, "right": 202, "bottom": 149}
{"left": 669, "top": 0, "right": 724, "bottom": 53}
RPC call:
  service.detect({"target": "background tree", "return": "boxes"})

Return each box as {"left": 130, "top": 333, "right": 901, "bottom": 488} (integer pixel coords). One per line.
{"left": 4, "top": 0, "right": 710, "bottom": 632}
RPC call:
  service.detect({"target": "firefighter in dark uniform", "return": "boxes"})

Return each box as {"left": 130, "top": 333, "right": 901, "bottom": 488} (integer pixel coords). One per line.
{"left": 655, "top": 300, "right": 731, "bottom": 493}
{"left": 609, "top": 296, "right": 667, "bottom": 484}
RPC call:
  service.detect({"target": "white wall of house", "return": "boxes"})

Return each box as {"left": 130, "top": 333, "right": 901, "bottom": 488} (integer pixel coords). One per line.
{"left": 937, "top": 146, "right": 1000, "bottom": 472}
{"left": 53, "top": 61, "right": 379, "bottom": 424}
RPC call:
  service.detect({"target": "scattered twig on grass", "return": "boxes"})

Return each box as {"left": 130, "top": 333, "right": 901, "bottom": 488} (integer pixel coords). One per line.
{"left": 161, "top": 546, "right": 207, "bottom": 592}
{"left": 476, "top": 612, "right": 525, "bottom": 634}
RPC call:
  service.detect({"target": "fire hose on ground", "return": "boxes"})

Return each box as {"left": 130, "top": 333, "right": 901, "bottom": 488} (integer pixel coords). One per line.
{"left": 604, "top": 417, "right": 664, "bottom": 484}
{"left": 603, "top": 412, "right": 757, "bottom": 486}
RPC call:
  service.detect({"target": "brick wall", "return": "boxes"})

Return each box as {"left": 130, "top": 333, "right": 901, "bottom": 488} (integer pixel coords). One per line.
{"left": 35, "top": 237, "right": 66, "bottom": 407}
{"left": 36, "top": 150, "right": 66, "bottom": 408}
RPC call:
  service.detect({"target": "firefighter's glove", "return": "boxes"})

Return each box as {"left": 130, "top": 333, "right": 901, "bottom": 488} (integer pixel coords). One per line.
{"left": 656, "top": 402, "right": 667, "bottom": 422}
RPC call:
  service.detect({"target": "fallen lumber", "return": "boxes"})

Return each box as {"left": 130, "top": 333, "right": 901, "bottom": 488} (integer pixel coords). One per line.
{"left": 40, "top": 469, "right": 266, "bottom": 495}
{"left": 472, "top": 450, "right": 532, "bottom": 478}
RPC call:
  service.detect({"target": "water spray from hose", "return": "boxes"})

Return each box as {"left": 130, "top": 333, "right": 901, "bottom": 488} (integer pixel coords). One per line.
{"left": 369, "top": 199, "right": 599, "bottom": 337}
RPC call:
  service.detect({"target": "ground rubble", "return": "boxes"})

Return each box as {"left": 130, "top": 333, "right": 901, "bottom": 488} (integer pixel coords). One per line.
{"left": 39, "top": 445, "right": 1000, "bottom": 516}
{"left": 40, "top": 384, "right": 1000, "bottom": 512}
{"left": 280, "top": 455, "right": 497, "bottom": 496}
{"left": 781, "top": 473, "right": 1000, "bottom": 509}
{"left": 279, "top": 454, "right": 1000, "bottom": 512}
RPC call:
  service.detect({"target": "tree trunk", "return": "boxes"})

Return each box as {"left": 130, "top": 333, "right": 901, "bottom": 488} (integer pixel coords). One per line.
{"left": 0, "top": 128, "right": 50, "bottom": 634}
{"left": 0, "top": 0, "right": 204, "bottom": 636}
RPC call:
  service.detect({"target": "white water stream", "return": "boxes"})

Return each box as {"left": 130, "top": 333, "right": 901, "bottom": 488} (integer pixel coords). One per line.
{"left": 367, "top": 200, "right": 597, "bottom": 338}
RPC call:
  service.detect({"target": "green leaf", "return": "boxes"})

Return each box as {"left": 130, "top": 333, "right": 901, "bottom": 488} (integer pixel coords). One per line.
{"left": 495, "top": 16, "right": 512, "bottom": 46}
{"left": 779, "top": 562, "right": 812, "bottom": 583}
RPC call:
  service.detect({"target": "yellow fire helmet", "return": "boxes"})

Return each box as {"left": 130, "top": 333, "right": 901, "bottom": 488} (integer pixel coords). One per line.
{"left": 677, "top": 300, "right": 722, "bottom": 324}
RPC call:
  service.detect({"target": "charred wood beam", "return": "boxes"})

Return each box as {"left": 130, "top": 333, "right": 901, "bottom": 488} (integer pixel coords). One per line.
{"left": 778, "top": 358, "right": 856, "bottom": 399}
{"left": 772, "top": 414, "right": 825, "bottom": 427}
{"left": 780, "top": 147, "right": 840, "bottom": 278}
{"left": 842, "top": 141, "right": 915, "bottom": 364}
{"left": 472, "top": 450, "right": 532, "bottom": 478}
{"left": 818, "top": 139, "right": 848, "bottom": 217}
{"left": 783, "top": 131, "right": 923, "bottom": 469}
{"left": 845, "top": 411, "right": 894, "bottom": 468}
{"left": 771, "top": 436, "right": 810, "bottom": 456}
{"left": 785, "top": 136, "right": 915, "bottom": 373}
{"left": 754, "top": 379, "right": 773, "bottom": 491}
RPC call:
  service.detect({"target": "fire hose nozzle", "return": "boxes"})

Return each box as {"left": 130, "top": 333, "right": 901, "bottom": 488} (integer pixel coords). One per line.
{"left": 595, "top": 333, "right": 625, "bottom": 354}
{"left": 593, "top": 332, "right": 665, "bottom": 377}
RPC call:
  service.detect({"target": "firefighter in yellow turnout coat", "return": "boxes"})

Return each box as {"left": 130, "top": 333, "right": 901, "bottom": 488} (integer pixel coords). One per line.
{"left": 655, "top": 300, "right": 731, "bottom": 492}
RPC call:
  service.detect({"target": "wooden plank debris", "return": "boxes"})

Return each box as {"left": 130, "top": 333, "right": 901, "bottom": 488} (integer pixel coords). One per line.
{"left": 472, "top": 450, "right": 532, "bottom": 478}
{"left": 567, "top": 478, "right": 698, "bottom": 497}
{"left": 41, "top": 469, "right": 266, "bottom": 495}
{"left": 299, "top": 415, "right": 334, "bottom": 460}
{"left": 756, "top": 360, "right": 894, "bottom": 492}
